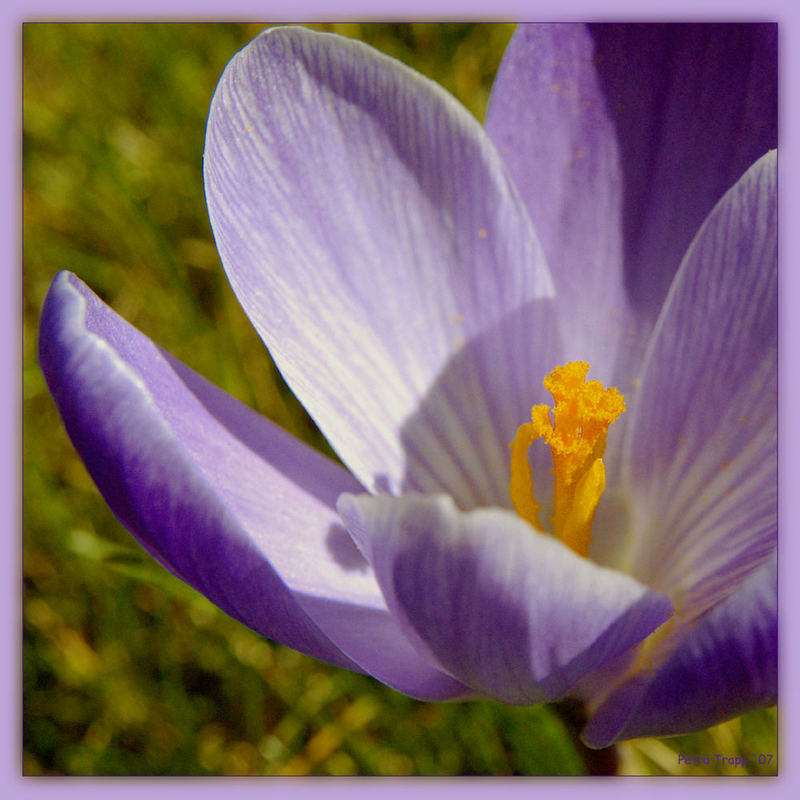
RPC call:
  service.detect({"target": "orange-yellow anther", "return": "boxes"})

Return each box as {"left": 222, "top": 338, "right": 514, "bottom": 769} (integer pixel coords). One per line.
{"left": 509, "top": 361, "right": 625, "bottom": 557}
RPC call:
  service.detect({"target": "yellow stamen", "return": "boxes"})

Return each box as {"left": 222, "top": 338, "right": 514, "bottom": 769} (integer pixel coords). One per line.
{"left": 509, "top": 361, "right": 625, "bottom": 557}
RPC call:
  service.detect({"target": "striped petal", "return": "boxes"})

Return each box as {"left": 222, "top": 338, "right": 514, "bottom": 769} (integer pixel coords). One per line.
{"left": 485, "top": 23, "right": 626, "bottom": 380}
{"left": 583, "top": 555, "right": 776, "bottom": 747}
{"left": 621, "top": 151, "right": 777, "bottom": 617}
{"left": 487, "top": 23, "right": 777, "bottom": 389}
{"left": 338, "top": 492, "right": 672, "bottom": 704}
{"left": 204, "top": 26, "right": 559, "bottom": 510}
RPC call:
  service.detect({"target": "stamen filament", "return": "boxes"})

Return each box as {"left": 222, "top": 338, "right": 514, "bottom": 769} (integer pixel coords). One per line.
{"left": 509, "top": 361, "right": 625, "bottom": 557}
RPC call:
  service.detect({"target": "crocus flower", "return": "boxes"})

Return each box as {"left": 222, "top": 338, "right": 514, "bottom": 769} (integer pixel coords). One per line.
{"left": 38, "top": 23, "right": 777, "bottom": 749}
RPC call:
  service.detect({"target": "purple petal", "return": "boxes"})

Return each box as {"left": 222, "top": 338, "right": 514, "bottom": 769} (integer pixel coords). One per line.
{"left": 486, "top": 23, "right": 777, "bottom": 388}
{"left": 39, "top": 272, "right": 469, "bottom": 700}
{"left": 204, "top": 26, "right": 560, "bottom": 510}
{"left": 582, "top": 555, "right": 776, "bottom": 747}
{"left": 621, "top": 151, "right": 776, "bottom": 616}
{"left": 589, "top": 23, "right": 777, "bottom": 326}
{"left": 485, "top": 24, "right": 626, "bottom": 379}
{"left": 338, "top": 492, "right": 673, "bottom": 704}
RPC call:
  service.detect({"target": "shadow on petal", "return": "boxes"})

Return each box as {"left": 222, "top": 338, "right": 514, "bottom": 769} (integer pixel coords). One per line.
{"left": 396, "top": 297, "right": 564, "bottom": 512}
{"left": 589, "top": 23, "right": 777, "bottom": 324}
{"left": 325, "top": 523, "right": 370, "bottom": 573}
{"left": 339, "top": 492, "right": 672, "bottom": 706}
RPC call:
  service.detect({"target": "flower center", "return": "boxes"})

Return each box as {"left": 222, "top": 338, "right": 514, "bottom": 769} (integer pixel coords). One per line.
{"left": 509, "top": 361, "right": 625, "bottom": 557}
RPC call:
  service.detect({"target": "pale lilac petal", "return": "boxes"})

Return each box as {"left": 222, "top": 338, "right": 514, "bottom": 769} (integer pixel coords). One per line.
{"left": 621, "top": 152, "right": 776, "bottom": 617}
{"left": 589, "top": 23, "right": 777, "bottom": 325}
{"left": 39, "top": 272, "right": 469, "bottom": 700}
{"left": 338, "top": 492, "right": 672, "bottom": 705}
{"left": 583, "top": 555, "right": 776, "bottom": 747}
{"left": 204, "top": 26, "right": 560, "bottom": 510}
{"left": 485, "top": 24, "right": 626, "bottom": 379}
{"left": 486, "top": 24, "right": 777, "bottom": 389}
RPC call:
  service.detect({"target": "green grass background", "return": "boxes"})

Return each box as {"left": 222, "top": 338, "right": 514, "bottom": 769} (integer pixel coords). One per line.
{"left": 23, "top": 22, "right": 777, "bottom": 776}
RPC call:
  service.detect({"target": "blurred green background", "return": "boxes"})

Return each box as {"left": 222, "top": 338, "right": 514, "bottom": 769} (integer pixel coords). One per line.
{"left": 23, "top": 23, "right": 777, "bottom": 776}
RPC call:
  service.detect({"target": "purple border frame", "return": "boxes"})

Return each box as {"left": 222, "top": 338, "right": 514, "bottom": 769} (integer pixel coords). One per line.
{"left": 9, "top": 0, "right": 797, "bottom": 796}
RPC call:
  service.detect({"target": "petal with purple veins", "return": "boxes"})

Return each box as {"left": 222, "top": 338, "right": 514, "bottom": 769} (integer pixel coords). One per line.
{"left": 485, "top": 23, "right": 626, "bottom": 379}
{"left": 487, "top": 24, "right": 777, "bottom": 388}
{"left": 338, "top": 491, "right": 673, "bottom": 705}
{"left": 204, "top": 25, "right": 559, "bottom": 508}
{"left": 621, "top": 151, "right": 776, "bottom": 617}
{"left": 582, "top": 554, "right": 776, "bottom": 747}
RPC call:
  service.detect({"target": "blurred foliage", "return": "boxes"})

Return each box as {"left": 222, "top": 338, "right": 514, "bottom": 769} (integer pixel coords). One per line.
{"left": 23, "top": 23, "right": 777, "bottom": 776}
